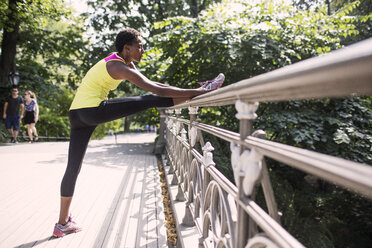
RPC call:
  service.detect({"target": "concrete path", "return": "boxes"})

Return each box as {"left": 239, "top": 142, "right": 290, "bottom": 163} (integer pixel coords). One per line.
{"left": 0, "top": 133, "right": 167, "bottom": 248}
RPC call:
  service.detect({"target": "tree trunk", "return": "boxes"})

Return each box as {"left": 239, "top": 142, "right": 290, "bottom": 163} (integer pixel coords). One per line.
{"left": 124, "top": 115, "right": 134, "bottom": 132}
{"left": 325, "top": 0, "right": 331, "bottom": 15}
{"left": 189, "top": 0, "right": 208, "bottom": 18}
{"left": 0, "top": 0, "right": 21, "bottom": 88}
{"left": 190, "top": 0, "right": 198, "bottom": 18}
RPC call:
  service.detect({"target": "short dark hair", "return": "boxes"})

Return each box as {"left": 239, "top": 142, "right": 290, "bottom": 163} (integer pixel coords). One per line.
{"left": 115, "top": 28, "right": 141, "bottom": 52}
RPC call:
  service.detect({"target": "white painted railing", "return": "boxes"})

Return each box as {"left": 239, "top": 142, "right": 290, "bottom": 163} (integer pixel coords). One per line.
{"left": 156, "top": 38, "right": 372, "bottom": 248}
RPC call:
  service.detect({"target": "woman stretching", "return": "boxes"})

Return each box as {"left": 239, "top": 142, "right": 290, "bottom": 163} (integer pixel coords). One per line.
{"left": 23, "top": 90, "right": 39, "bottom": 143}
{"left": 53, "top": 28, "right": 223, "bottom": 237}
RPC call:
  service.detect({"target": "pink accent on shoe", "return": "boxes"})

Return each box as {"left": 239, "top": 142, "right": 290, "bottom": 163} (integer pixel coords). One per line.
{"left": 198, "top": 80, "right": 209, "bottom": 86}
{"left": 53, "top": 226, "right": 66, "bottom": 238}
{"left": 52, "top": 215, "right": 82, "bottom": 238}
{"left": 197, "top": 73, "right": 225, "bottom": 89}
{"left": 204, "top": 73, "right": 225, "bottom": 90}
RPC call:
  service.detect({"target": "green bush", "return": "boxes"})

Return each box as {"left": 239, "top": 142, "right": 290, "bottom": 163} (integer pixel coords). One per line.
{"left": 0, "top": 120, "right": 10, "bottom": 142}
{"left": 34, "top": 114, "right": 122, "bottom": 140}
{"left": 91, "top": 119, "right": 122, "bottom": 139}
{"left": 36, "top": 114, "right": 70, "bottom": 138}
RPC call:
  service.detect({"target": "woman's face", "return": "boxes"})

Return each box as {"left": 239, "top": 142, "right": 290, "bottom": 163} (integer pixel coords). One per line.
{"left": 126, "top": 38, "right": 145, "bottom": 63}
{"left": 24, "top": 92, "right": 31, "bottom": 100}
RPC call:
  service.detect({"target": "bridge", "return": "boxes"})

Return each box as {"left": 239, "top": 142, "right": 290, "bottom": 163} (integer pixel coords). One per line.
{"left": 1, "top": 38, "right": 372, "bottom": 248}
{"left": 154, "top": 38, "right": 372, "bottom": 248}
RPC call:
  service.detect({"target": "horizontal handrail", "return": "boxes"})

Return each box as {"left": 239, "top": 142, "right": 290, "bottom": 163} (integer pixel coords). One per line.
{"left": 8, "top": 135, "right": 70, "bottom": 140}
{"left": 170, "top": 38, "right": 372, "bottom": 108}
{"left": 245, "top": 137, "right": 372, "bottom": 199}
{"left": 240, "top": 198, "right": 305, "bottom": 248}
{"left": 169, "top": 116, "right": 372, "bottom": 199}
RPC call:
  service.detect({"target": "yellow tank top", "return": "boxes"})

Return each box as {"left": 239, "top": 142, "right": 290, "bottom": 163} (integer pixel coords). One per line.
{"left": 70, "top": 53, "right": 125, "bottom": 110}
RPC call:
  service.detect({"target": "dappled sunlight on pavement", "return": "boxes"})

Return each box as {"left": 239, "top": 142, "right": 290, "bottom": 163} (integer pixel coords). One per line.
{"left": 0, "top": 132, "right": 167, "bottom": 248}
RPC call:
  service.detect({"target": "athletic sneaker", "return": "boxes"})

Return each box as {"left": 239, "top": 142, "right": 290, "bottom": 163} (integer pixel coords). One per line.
{"left": 198, "top": 73, "right": 225, "bottom": 90}
{"left": 53, "top": 215, "right": 82, "bottom": 238}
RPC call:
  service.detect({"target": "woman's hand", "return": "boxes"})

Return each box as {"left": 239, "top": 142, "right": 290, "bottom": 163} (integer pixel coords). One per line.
{"left": 190, "top": 85, "right": 214, "bottom": 98}
{"left": 195, "top": 86, "right": 211, "bottom": 95}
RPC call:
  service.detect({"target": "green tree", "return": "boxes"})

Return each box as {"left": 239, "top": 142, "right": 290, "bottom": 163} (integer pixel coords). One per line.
{"left": 0, "top": 0, "right": 21, "bottom": 86}
{"left": 0, "top": 0, "right": 87, "bottom": 110}
{"left": 81, "top": 0, "right": 223, "bottom": 89}
{"left": 0, "top": 0, "right": 77, "bottom": 87}
{"left": 138, "top": 0, "right": 372, "bottom": 246}
{"left": 0, "top": 1, "right": 88, "bottom": 142}
{"left": 292, "top": 0, "right": 372, "bottom": 42}
{"left": 18, "top": 17, "right": 87, "bottom": 106}
{"left": 79, "top": 0, "right": 224, "bottom": 131}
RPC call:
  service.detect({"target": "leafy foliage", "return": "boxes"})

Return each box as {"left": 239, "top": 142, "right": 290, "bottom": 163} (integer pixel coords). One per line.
{"left": 17, "top": 16, "right": 87, "bottom": 106}
{"left": 137, "top": 0, "right": 372, "bottom": 247}
{"left": 256, "top": 98, "right": 372, "bottom": 164}
{"left": 36, "top": 114, "right": 70, "bottom": 138}
{"left": 0, "top": 1, "right": 102, "bottom": 141}
{"left": 0, "top": 0, "right": 66, "bottom": 32}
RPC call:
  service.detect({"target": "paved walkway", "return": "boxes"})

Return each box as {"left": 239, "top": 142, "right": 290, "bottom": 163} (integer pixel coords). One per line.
{"left": 0, "top": 133, "right": 167, "bottom": 248}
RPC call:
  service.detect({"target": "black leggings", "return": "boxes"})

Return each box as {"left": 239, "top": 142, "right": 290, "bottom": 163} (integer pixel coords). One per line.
{"left": 60, "top": 94, "right": 174, "bottom": 197}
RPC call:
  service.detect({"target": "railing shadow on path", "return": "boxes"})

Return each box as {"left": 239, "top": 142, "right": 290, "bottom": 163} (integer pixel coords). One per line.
{"left": 0, "top": 133, "right": 168, "bottom": 248}
{"left": 14, "top": 236, "right": 56, "bottom": 248}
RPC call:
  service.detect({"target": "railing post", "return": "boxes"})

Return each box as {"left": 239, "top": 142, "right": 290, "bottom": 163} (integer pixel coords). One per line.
{"left": 252, "top": 130, "right": 281, "bottom": 224}
{"left": 235, "top": 100, "right": 259, "bottom": 248}
{"left": 181, "top": 106, "right": 199, "bottom": 226}
{"left": 171, "top": 109, "right": 182, "bottom": 186}
{"left": 154, "top": 108, "right": 166, "bottom": 154}
{"left": 188, "top": 106, "right": 199, "bottom": 162}
{"left": 175, "top": 129, "right": 187, "bottom": 201}
{"left": 166, "top": 109, "right": 175, "bottom": 174}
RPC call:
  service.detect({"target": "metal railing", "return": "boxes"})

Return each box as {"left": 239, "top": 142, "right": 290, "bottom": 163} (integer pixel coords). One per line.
{"left": 5, "top": 135, "right": 70, "bottom": 142}
{"left": 156, "top": 38, "right": 372, "bottom": 248}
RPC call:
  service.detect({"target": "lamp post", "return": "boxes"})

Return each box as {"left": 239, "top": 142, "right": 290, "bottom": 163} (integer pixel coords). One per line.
{"left": 8, "top": 71, "right": 20, "bottom": 88}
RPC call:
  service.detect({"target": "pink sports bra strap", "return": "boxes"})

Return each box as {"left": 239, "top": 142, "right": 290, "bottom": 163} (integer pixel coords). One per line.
{"left": 104, "top": 53, "right": 125, "bottom": 63}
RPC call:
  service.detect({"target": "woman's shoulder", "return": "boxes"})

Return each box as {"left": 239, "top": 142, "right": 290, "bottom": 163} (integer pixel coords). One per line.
{"left": 104, "top": 52, "right": 126, "bottom": 63}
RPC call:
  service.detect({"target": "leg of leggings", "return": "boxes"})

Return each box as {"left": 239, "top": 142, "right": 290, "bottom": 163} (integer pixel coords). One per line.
{"left": 60, "top": 126, "right": 96, "bottom": 197}
{"left": 93, "top": 95, "right": 174, "bottom": 125}
{"left": 60, "top": 95, "right": 173, "bottom": 196}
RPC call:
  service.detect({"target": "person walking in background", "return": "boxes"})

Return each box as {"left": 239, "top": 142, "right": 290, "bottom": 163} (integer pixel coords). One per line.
{"left": 23, "top": 90, "right": 39, "bottom": 143}
{"left": 2, "top": 87, "right": 24, "bottom": 143}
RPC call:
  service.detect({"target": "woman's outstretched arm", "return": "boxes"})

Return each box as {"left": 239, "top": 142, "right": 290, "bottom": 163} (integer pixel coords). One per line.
{"left": 107, "top": 61, "right": 210, "bottom": 99}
